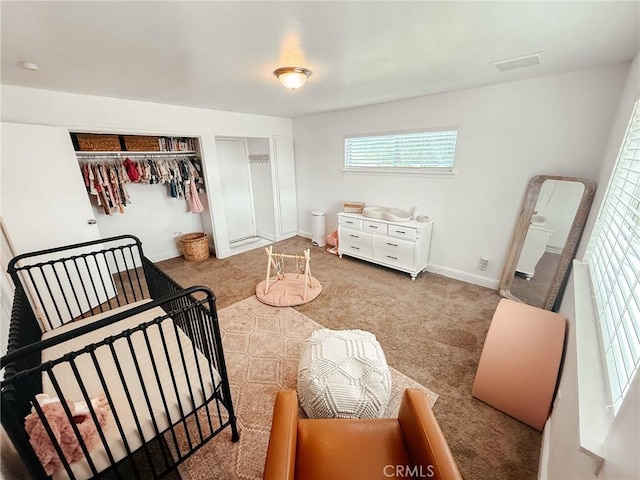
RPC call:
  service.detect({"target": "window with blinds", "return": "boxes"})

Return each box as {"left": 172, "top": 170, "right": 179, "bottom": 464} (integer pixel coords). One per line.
{"left": 585, "top": 99, "right": 640, "bottom": 414}
{"left": 344, "top": 129, "right": 458, "bottom": 171}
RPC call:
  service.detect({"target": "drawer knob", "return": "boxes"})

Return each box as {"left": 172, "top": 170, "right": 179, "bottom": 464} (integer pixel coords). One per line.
{"left": 351, "top": 246, "right": 360, "bottom": 250}
{"left": 370, "top": 225, "right": 378, "bottom": 228}
{"left": 387, "top": 255, "right": 398, "bottom": 260}
{"left": 395, "top": 230, "right": 405, "bottom": 234}
{"left": 386, "top": 242, "right": 398, "bottom": 247}
{"left": 350, "top": 234, "right": 359, "bottom": 238}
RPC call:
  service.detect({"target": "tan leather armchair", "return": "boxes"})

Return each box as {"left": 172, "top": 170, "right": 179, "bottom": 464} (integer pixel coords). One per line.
{"left": 263, "top": 388, "right": 463, "bottom": 480}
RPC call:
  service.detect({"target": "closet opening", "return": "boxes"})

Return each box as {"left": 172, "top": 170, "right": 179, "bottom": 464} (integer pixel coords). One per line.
{"left": 71, "top": 132, "right": 213, "bottom": 263}
{"left": 215, "top": 136, "right": 275, "bottom": 255}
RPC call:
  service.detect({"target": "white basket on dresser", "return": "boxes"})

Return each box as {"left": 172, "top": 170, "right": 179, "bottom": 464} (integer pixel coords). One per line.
{"left": 337, "top": 212, "right": 434, "bottom": 280}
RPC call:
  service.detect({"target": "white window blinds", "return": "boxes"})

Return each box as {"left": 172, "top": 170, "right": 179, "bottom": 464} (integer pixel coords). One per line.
{"left": 585, "top": 99, "right": 640, "bottom": 414}
{"left": 344, "top": 129, "right": 458, "bottom": 171}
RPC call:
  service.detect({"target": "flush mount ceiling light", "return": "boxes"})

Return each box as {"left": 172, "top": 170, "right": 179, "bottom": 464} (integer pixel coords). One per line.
{"left": 273, "top": 67, "right": 312, "bottom": 90}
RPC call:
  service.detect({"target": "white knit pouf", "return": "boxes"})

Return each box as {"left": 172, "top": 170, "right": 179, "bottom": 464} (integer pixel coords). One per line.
{"left": 297, "top": 329, "right": 392, "bottom": 419}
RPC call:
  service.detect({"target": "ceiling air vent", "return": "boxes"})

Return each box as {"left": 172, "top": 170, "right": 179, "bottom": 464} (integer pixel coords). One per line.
{"left": 493, "top": 52, "right": 542, "bottom": 72}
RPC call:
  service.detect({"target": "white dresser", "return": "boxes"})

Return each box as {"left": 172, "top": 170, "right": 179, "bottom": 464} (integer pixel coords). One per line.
{"left": 516, "top": 225, "right": 553, "bottom": 280}
{"left": 337, "top": 212, "right": 434, "bottom": 280}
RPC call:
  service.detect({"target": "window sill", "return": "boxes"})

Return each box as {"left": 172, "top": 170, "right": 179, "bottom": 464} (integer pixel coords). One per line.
{"left": 573, "top": 260, "right": 615, "bottom": 475}
{"left": 340, "top": 168, "right": 456, "bottom": 178}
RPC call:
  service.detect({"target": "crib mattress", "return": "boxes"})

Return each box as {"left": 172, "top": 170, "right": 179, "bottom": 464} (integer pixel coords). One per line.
{"left": 40, "top": 300, "right": 221, "bottom": 480}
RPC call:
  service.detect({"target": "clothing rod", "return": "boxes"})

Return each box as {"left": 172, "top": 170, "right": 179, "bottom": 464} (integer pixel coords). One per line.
{"left": 76, "top": 151, "right": 197, "bottom": 160}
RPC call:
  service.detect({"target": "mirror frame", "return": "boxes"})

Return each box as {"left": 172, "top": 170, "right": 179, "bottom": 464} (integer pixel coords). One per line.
{"left": 499, "top": 175, "right": 596, "bottom": 311}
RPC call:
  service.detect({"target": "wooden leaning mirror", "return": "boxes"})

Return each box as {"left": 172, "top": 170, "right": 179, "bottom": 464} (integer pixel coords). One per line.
{"left": 499, "top": 175, "right": 596, "bottom": 311}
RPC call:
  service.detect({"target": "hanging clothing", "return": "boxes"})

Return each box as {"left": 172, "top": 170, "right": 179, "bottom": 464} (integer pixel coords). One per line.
{"left": 79, "top": 155, "right": 205, "bottom": 215}
{"left": 123, "top": 158, "right": 139, "bottom": 182}
{"left": 190, "top": 178, "right": 204, "bottom": 214}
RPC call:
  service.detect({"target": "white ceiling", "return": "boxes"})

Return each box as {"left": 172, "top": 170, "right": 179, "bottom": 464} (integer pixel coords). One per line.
{"left": 2, "top": 1, "right": 639, "bottom": 118}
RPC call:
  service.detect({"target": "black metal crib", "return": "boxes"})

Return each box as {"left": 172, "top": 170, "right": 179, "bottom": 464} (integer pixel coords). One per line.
{"left": 1, "top": 235, "right": 239, "bottom": 479}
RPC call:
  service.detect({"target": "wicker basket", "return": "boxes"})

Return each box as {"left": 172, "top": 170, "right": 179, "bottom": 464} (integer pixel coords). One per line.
{"left": 76, "top": 134, "right": 122, "bottom": 151}
{"left": 179, "top": 232, "right": 210, "bottom": 261}
{"left": 124, "top": 135, "right": 161, "bottom": 152}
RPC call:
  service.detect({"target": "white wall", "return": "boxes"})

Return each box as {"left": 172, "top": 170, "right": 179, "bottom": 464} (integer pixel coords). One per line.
{"left": 292, "top": 65, "right": 627, "bottom": 287}
{"left": 543, "top": 54, "right": 640, "bottom": 480}
{"left": 0, "top": 140, "right": 10, "bottom": 360}
{"left": 0, "top": 225, "right": 12, "bottom": 359}
{"left": 90, "top": 183, "right": 206, "bottom": 261}
{"left": 0, "top": 85, "right": 292, "bottom": 260}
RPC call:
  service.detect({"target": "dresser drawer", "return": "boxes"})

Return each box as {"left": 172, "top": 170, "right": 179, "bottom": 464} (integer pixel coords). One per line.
{"left": 387, "top": 225, "right": 417, "bottom": 241}
{"left": 374, "top": 235, "right": 415, "bottom": 256}
{"left": 363, "top": 220, "right": 388, "bottom": 235}
{"left": 340, "top": 228, "right": 372, "bottom": 246}
{"left": 339, "top": 216, "right": 362, "bottom": 229}
{"left": 342, "top": 243, "right": 373, "bottom": 257}
{"left": 373, "top": 250, "right": 414, "bottom": 270}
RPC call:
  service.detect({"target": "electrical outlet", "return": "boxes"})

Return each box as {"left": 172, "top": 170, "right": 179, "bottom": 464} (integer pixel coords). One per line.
{"left": 479, "top": 257, "right": 489, "bottom": 270}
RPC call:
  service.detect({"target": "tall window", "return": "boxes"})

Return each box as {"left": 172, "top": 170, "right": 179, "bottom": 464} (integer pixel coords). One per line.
{"left": 344, "top": 129, "right": 458, "bottom": 172}
{"left": 585, "top": 99, "right": 640, "bottom": 414}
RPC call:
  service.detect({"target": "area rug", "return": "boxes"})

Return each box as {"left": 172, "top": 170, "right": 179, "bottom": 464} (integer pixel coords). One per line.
{"left": 177, "top": 296, "right": 439, "bottom": 480}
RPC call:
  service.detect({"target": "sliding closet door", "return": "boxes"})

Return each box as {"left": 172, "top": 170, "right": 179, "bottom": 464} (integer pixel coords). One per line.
{"left": 216, "top": 139, "right": 256, "bottom": 242}
{"left": 272, "top": 136, "right": 298, "bottom": 238}
{"left": 1, "top": 122, "right": 115, "bottom": 327}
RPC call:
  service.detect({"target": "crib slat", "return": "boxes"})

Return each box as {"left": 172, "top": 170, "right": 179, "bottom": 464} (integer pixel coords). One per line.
{"left": 61, "top": 260, "right": 85, "bottom": 319}
{"left": 88, "top": 348, "right": 142, "bottom": 480}
{"left": 46, "top": 366, "right": 99, "bottom": 478}
{"left": 124, "top": 333, "right": 175, "bottom": 472}
{"left": 126, "top": 245, "right": 145, "bottom": 300}
{"left": 157, "top": 321, "right": 197, "bottom": 452}
{"left": 170, "top": 320, "right": 205, "bottom": 444}
{"left": 108, "top": 341, "right": 160, "bottom": 478}
{"left": 141, "top": 326, "right": 183, "bottom": 462}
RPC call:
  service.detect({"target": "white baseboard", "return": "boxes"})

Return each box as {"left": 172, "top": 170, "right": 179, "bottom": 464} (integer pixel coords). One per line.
{"left": 299, "top": 230, "right": 331, "bottom": 248}
{"left": 256, "top": 232, "right": 277, "bottom": 242}
{"left": 148, "top": 240, "right": 219, "bottom": 262}
{"left": 426, "top": 264, "right": 499, "bottom": 290}
{"left": 538, "top": 418, "right": 552, "bottom": 480}
{"left": 277, "top": 232, "right": 299, "bottom": 241}
{"left": 147, "top": 249, "right": 183, "bottom": 263}
{"left": 299, "top": 231, "right": 498, "bottom": 289}
{"left": 216, "top": 248, "right": 233, "bottom": 259}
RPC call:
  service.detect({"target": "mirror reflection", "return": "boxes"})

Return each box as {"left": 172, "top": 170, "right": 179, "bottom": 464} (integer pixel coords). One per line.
{"left": 499, "top": 175, "right": 596, "bottom": 311}
{"left": 510, "top": 180, "right": 585, "bottom": 307}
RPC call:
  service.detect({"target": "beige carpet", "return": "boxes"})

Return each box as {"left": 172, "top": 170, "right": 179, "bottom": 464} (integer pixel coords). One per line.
{"left": 177, "top": 296, "right": 438, "bottom": 480}
{"left": 158, "top": 236, "right": 542, "bottom": 480}
{"left": 0, "top": 236, "right": 541, "bottom": 480}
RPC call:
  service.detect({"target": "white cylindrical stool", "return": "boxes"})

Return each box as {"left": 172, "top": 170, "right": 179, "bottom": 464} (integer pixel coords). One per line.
{"left": 310, "top": 211, "right": 326, "bottom": 247}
